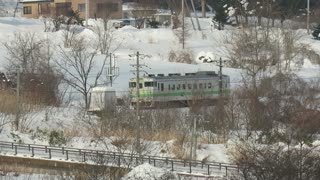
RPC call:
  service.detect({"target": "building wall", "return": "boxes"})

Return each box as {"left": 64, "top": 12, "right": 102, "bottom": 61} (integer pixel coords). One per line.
{"left": 22, "top": 3, "right": 41, "bottom": 18}
{"left": 22, "top": 0, "right": 122, "bottom": 19}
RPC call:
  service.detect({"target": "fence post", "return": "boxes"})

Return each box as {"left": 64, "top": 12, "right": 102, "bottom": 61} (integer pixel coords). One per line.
{"left": 189, "top": 162, "right": 192, "bottom": 173}
{"left": 118, "top": 155, "right": 121, "bottom": 167}
{"left": 11, "top": 142, "right": 13, "bottom": 149}
{"left": 83, "top": 152, "right": 86, "bottom": 162}
{"left": 14, "top": 145, "right": 17, "bottom": 155}
{"left": 153, "top": 159, "right": 156, "bottom": 167}
{"left": 219, "top": 163, "right": 221, "bottom": 170}
{"left": 225, "top": 166, "right": 228, "bottom": 176}
{"left": 45, "top": 146, "right": 47, "bottom": 153}
{"left": 28, "top": 144, "right": 30, "bottom": 151}
{"left": 207, "top": 164, "right": 210, "bottom": 175}
{"left": 148, "top": 156, "right": 151, "bottom": 164}
{"left": 31, "top": 147, "right": 34, "bottom": 157}
{"left": 66, "top": 150, "right": 68, "bottom": 160}
{"left": 49, "top": 148, "right": 51, "bottom": 159}
{"left": 62, "top": 147, "right": 64, "bottom": 155}
{"left": 166, "top": 157, "right": 168, "bottom": 165}
{"left": 171, "top": 160, "right": 174, "bottom": 171}
{"left": 79, "top": 149, "right": 81, "bottom": 156}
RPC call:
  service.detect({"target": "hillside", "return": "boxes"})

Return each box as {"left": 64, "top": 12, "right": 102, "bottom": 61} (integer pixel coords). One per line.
{"left": 0, "top": 13, "right": 319, "bottom": 179}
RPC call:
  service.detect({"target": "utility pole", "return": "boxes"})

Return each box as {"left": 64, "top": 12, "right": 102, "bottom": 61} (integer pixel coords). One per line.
{"left": 307, "top": 0, "right": 310, "bottom": 34}
{"left": 182, "top": 0, "right": 185, "bottom": 49}
{"left": 218, "top": 57, "right": 223, "bottom": 96}
{"left": 15, "top": 67, "right": 21, "bottom": 131}
{"left": 85, "top": 0, "right": 89, "bottom": 26}
{"left": 106, "top": 53, "right": 119, "bottom": 87}
{"left": 130, "top": 51, "right": 150, "bottom": 156}
{"left": 201, "top": 0, "right": 206, "bottom": 18}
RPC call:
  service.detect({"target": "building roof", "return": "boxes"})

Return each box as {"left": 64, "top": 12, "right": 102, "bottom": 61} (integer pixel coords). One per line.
{"left": 20, "top": 0, "right": 53, "bottom": 3}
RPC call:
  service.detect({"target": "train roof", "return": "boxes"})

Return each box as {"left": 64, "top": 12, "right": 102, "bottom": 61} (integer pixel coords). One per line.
{"left": 130, "top": 71, "right": 229, "bottom": 81}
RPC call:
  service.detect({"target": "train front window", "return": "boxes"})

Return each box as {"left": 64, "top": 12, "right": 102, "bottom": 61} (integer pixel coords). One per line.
{"left": 129, "top": 82, "right": 136, "bottom": 88}
{"left": 144, "top": 82, "right": 155, "bottom": 87}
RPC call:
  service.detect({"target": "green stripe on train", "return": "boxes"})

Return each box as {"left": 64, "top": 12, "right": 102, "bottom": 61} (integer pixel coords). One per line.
{"left": 130, "top": 90, "right": 230, "bottom": 98}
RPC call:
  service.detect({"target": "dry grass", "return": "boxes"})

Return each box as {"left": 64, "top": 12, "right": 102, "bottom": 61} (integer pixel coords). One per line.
{"left": 168, "top": 50, "right": 195, "bottom": 64}
{"left": 0, "top": 90, "right": 16, "bottom": 114}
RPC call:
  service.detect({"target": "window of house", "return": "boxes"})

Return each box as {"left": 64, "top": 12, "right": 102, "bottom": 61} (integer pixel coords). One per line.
{"left": 78, "top": 4, "right": 86, "bottom": 12}
{"left": 23, "top": 6, "right": 32, "bottom": 14}
{"left": 97, "top": 3, "right": 119, "bottom": 13}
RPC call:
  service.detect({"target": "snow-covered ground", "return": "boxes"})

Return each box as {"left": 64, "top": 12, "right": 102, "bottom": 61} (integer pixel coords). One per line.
{"left": 0, "top": 8, "right": 319, "bottom": 179}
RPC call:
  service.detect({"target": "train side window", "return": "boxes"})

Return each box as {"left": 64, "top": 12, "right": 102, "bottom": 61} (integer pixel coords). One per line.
{"left": 182, "top": 84, "right": 186, "bottom": 90}
{"left": 177, "top": 84, "right": 181, "bottom": 90}
{"left": 154, "top": 82, "right": 157, "bottom": 87}
{"left": 158, "top": 83, "right": 160, "bottom": 90}
{"left": 161, "top": 83, "right": 164, "bottom": 91}
{"left": 208, "top": 83, "right": 212, "bottom": 89}
{"left": 139, "top": 83, "right": 143, "bottom": 89}
{"left": 168, "top": 84, "right": 171, "bottom": 91}
{"left": 193, "top": 84, "right": 197, "bottom": 89}
{"left": 188, "top": 84, "right": 192, "bottom": 90}
{"left": 172, "top": 84, "right": 175, "bottom": 90}
{"left": 204, "top": 83, "right": 207, "bottom": 89}
{"left": 199, "top": 83, "right": 203, "bottom": 89}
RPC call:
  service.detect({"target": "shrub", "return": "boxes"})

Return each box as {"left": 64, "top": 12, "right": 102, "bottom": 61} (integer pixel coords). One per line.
{"left": 49, "top": 130, "right": 66, "bottom": 146}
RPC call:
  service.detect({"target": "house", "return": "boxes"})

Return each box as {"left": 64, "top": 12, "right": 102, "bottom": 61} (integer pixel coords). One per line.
{"left": 20, "top": 0, "right": 122, "bottom": 19}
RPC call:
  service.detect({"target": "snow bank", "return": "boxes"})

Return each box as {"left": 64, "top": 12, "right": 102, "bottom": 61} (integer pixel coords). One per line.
{"left": 122, "top": 163, "right": 177, "bottom": 180}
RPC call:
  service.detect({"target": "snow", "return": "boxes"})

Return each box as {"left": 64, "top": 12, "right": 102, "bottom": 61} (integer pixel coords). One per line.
{"left": 122, "top": 163, "right": 176, "bottom": 180}
{"left": 0, "top": 4, "right": 319, "bottom": 178}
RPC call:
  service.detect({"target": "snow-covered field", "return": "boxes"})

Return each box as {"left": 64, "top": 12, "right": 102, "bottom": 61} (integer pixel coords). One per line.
{"left": 0, "top": 7, "right": 320, "bottom": 179}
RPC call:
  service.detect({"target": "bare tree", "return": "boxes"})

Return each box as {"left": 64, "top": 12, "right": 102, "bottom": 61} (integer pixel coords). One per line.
{"left": 56, "top": 36, "right": 106, "bottom": 109}
{"left": 94, "top": 19, "right": 121, "bottom": 55}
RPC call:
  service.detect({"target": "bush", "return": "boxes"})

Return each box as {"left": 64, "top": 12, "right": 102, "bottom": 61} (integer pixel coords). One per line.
{"left": 312, "top": 24, "right": 320, "bottom": 40}
{"left": 49, "top": 130, "right": 66, "bottom": 146}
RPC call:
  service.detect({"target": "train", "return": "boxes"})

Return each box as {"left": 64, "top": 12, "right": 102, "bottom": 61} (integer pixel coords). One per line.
{"left": 129, "top": 71, "right": 230, "bottom": 107}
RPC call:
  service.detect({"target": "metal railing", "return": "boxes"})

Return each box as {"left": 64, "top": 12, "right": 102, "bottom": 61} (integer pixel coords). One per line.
{"left": 0, "top": 141, "right": 239, "bottom": 177}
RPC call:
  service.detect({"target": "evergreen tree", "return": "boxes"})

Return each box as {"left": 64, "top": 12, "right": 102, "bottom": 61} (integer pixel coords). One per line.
{"left": 213, "top": 0, "right": 229, "bottom": 30}
{"left": 312, "top": 24, "right": 320, "bottom": 40}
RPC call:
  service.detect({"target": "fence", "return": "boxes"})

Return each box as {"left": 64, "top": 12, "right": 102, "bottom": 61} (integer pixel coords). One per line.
{"left": 0, "top": 141, "right": 239, "bottom": 177}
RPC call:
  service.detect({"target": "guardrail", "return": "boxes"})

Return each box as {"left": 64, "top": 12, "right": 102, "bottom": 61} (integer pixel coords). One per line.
{"left": 0, "top": 141, "right": 239, "bottom": 176}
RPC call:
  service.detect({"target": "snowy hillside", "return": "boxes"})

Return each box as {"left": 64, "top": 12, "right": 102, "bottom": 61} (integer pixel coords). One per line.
{"left": 0, "top": 14, "right": 319, "bottom": 179}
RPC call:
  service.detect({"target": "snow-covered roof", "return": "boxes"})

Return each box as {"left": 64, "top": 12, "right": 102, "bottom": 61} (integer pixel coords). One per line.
{"left": 91, "top": 86, "right": 115, "bottom": 92}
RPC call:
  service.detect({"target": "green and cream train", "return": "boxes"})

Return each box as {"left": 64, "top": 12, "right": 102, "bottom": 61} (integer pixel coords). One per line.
{"left": 129, "top": 71, "right": 230, "bottom": 107}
